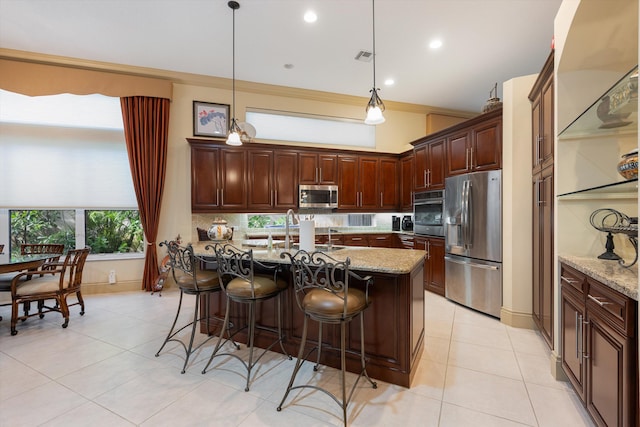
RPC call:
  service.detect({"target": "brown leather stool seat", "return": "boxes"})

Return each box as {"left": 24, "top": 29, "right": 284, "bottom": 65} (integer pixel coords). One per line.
{"left": 277, "top": 250, "right": 377, "bottom": 427}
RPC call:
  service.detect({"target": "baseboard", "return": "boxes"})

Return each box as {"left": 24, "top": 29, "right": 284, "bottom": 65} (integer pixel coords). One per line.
{"left": 81, "top": 281, "right": 143, "bottom": 294}
{"left": 550, "top": 350, "right": 569, "bottom": 381}
{"left": 499, "top": 307, "right": 536, "bottom": 329}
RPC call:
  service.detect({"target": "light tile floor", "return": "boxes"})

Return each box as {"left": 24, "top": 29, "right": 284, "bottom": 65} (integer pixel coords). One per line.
{"left": 0, "top": 290, "right": 595, "bottom": 426}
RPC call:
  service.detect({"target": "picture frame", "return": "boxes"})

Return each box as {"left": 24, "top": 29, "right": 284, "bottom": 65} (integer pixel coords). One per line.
{"left": 193, "top": 101, "right": 230, "bottom": 138}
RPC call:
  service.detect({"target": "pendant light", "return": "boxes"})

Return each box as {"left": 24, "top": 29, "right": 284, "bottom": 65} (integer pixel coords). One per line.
{"left": 226, "top": 1, "right": 242, "bottom": 146}
{"left": 364, "top": 0, "right": 385, "bottom": 125}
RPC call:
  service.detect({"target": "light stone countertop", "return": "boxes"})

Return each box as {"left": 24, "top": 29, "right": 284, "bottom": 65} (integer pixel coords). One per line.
{"left": 559, "top": 255, "right": 638, "bottom": 301}
{"left": 191, "top": 241, "right": 426, "bottom": 275}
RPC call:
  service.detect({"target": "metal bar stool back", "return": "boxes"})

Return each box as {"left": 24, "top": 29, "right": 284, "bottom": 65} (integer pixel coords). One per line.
{"left": 155, "top": 241, "right": 229, "bottom": 374}
{"left": 277, "top": 250, "right": 377, "bottom": 426}
{"left": 202, "top": 242, "right": 290, "bottom": 391}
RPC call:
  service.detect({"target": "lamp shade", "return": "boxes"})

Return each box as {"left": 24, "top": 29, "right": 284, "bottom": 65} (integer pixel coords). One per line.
{"left": 365, "top": 105, "right": 385, "bottom": 125}
{"left": 226, "top": 130, "right": 242, "bottom": 146}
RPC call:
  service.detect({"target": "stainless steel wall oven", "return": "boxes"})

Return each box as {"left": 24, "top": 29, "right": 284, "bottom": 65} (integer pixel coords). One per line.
{"left": 413, "top": 190, "right": 444, "bottom": 237}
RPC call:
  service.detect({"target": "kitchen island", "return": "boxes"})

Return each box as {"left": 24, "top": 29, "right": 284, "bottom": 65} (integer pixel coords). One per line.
{"left": 192, "top": 242, "right": 427, "bottom": 388}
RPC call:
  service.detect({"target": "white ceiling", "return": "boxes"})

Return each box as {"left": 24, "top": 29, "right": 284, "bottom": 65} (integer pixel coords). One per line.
{"left": 0, "top": 0, "right": 562, "bottom": 113}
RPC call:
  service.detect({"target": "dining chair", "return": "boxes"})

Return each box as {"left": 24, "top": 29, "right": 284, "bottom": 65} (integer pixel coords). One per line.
{"left": 202, "top": 242, "right": 291, "bottom": 391}
{"left": 277, "top": 250, "right": 377, "bottom": 427}
{"left": 155, "top": 241, "right": 235, "bottom": 374}
{"left": 19, "top": 243, "right": 65, "bottom": 316}
{"left": 9, "top": 247, "right": 90, "bottom": 335}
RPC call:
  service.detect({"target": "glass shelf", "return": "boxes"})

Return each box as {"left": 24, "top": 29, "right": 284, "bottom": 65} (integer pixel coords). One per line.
{"left": 558, "top": 178, "right": 638, "bottom": 200}
{"left": 559, "top": 66, "right": 638, "bottom": 140}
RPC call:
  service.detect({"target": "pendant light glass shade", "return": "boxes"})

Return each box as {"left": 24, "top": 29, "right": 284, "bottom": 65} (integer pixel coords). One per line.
{"left": 365, "top": 88, "right": 385, "bottom": 125}
{"left": 227, "top": 1, "right": 242, "bottom": 145}
{"left": 226, "top": 118, "right": 242, "bottom": 146}
{"left": 365, "top": 0, "right": 385, "bottom": 125}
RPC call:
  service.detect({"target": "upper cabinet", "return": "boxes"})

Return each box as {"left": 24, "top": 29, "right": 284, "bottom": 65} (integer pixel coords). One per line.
{"left": 247, "top": 149, "right": 298, "bottom": 210}
{"left": 400, "top": 152, "right": 414, "bottom": 211}
{"left": 299, "top": 152, "right": 338, "bottom": 185}
{"left": 530, "top": 51, "right": 555, "bottom": 173}
{"left": 338, "top": 154, "right": 397, "bottom": 211}
{"left": 414, "top": 139, "right": 446, "bottom": 190}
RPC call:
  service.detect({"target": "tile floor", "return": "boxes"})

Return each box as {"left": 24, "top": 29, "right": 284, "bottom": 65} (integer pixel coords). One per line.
{"left": 0, "top": 290, "right": 594, "bottom": 427}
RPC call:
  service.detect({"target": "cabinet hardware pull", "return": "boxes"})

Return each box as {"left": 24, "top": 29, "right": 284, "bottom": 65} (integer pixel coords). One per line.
{"left": 426, "top": 169, "right": 431, "bottom": 187}
{"left": 380, "top": 192, "right": 383, "bottom": 206}
{"left": 560, "top": 276, "right": 579, "bottom": 285}
{"left": 423, "top": 170, "right": 427, "bottom": 187}
{"left": 427, "top": 240, "right": 431, "bottom": 258}
{"left": 537, "top": 135, "right": 543, "bottom": 162}
{"left": 470, "top": 147, "right": 474, "bottom": 168}
{"left": 465, "top": 148, "right": 469, "bottom": 170}
{"left": 220, "top": 189, "right": 224, "bottom": 205}
{"left": 576, "top": 313, "right": 583, "bottom": 362}
{"left": 587, "top": 294, "right": 611, "bottom": 306}
{"left": 319, "top": 168, "right": 322, "bottom": 183}
{"left": 274, "top": 190, "right": 277, "bottom": 206}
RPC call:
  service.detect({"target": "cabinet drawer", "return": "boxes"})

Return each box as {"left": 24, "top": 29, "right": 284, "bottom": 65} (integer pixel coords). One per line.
{"left": 560, "top": 264, "right": 586, "bottom": 295}
{"left": 586, "top": 279, "right": 636, "bottom": 337}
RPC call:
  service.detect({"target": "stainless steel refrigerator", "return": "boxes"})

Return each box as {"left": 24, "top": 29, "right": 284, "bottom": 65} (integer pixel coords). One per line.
{"left": 444, "top": 170, "right": 502, "bottom": 318}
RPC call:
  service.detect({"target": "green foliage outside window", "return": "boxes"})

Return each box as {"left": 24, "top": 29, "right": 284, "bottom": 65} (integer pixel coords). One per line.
{"left": 85, "top": 210, "right": 144, "bottom": 254}
{"left": 10, "top": 210, "right": 76, "bottom": 256}
{"left": 247, "top": 214, "right": 286, "bottom": 228}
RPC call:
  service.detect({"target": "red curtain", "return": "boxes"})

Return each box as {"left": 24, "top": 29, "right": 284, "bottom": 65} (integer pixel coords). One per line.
{"left": 120, "top": 97, "right": 170, "bottom": 291}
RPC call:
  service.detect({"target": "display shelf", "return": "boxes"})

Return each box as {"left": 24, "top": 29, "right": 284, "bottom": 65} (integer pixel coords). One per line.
{"left": 557, "top": 178, "right": 638, "bottom": 200}
{"left": 559, "top": 66, "right": 638, "bottom": 141}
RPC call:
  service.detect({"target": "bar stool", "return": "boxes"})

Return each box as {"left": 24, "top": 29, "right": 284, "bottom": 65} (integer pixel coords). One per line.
{"left": 202, "top": 242, "right": 290, "bottom": 391}
{"left": 277, "top": 250, "right": 377, "bottom": 427}
{"left": 155, "top": 241, "right": 233, "bottom": 374}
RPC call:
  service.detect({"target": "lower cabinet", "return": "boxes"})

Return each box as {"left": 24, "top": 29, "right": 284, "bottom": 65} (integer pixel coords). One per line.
{"left": 560, "top": 263, "right": 638, "bottom": 427}
{"left": 414, "top": 236, "right": 445, "bottom": 296}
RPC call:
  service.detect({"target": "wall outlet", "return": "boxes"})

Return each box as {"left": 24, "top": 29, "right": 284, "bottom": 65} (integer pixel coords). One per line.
{"left": 108, "top": 270, "right": 117, "bottom": 284}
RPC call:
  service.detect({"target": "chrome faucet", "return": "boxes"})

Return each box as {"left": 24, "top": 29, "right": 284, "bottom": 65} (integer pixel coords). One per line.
{"left": 285, "top": 209, "right": 299, "bottom": 250}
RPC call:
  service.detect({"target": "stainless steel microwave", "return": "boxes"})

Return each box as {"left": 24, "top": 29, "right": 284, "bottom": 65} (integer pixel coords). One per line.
{"left": 298, "top": 184, "right": 338, "bottom": 209}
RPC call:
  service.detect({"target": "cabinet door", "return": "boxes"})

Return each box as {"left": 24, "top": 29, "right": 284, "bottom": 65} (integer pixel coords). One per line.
{"left": 532, "top": 173, "right": 542, "bottom": 329}
{"left": 299, "top": 153, "right": 319, "bottom": 184}
{"left": 446, "top": 131, "right": 471, "bottom": 176}
{"left": 541, "top": 78, "right": 554, "bottom": 170}
{"left": 220, "top": 149, "right": 246, "bottom": 209}
{"left": 472, "top": 118, "right": 501, "bottom": 171}
{"left": 274, "top": 151, "right": 298, "bottom": 208}
{"left": 585, "top": 312, "right": 629, "bottom": 427}
{"left": 413, "top": 236, "right": 429, "bottom": 290}
{"left": 561, "top": 286, "right": 586, "bottom": 401}
{"left": 427, "top": 139, "right": 446, "bottom": 189}
{"left": 368, "top": 234, "right": 393, "bottom": 248}
{"left": 338, "top": 156, "right": 358, "bottom": 209}
{"left": 531, "top": 94, "right": 542, "bottom": 172}
{"left": 359, "top": 156, "right": 379, "bottom": 210}
{"left": 247, "top": 150, "right": 273, "bottom": 210}
{"left": 540, "top": 168, "right": 554, "bottom": 345}
{"left": 414, "top": 145, "right": 428, "bottom": 190}
{"left": 379, "top": 157, "right": 399, "bottom": 210}
{"left": 400, "top": 154, "right": 414, "bottom": 210}
{"left": 318, "top": 154, "right": 338, "bottom": 184}
{"left": 426, "top": 237, "right": 445, "bottom": 296}
{"left": 191, "top": 146, "right": 220, "bottom": 211}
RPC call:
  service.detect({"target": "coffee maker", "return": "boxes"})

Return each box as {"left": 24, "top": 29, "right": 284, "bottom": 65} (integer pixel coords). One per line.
{"left": 402, "top": 215, "right": 413, "bottom": 231}
{"left": 392, "top": 216, "right": 401, "bottom": 231}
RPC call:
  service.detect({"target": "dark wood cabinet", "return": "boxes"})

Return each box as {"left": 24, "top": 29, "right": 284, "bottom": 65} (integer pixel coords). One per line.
{"left": 446, "top": 114, "right": 501, "bottom": 176}
{"left": 530, "top": 51, "right": 555, "bottom": 350}
{"left": 400, "top": 152, "right": 414, "bottom": 211}
{"left": 414, "top": 139, "right": 446, "bottom": 190}
{"left": 530, "top": 51, "right": 554, "bottom": 174}
{"left": 245, "top": 149, "right": 299, "bottom": 211}
{"left": 299, "top": 152, "right": 338, "bottom": 185}
{"left": 560, "top": 263, "right": 638, "bottom": 427}
{"left": 191, "top": 143, "right": 247, "bottom": 212}
{"left": 368, "top": 234, "right": 394, "bottom": 247}
{"left": 338, "top": 155, "right": 393, "bottom": 211}
{"left": 379, "top": 156, "right": 399, "bottom": 210}
{"left": 414, "top": 236, "right": 445, "bottom": 296}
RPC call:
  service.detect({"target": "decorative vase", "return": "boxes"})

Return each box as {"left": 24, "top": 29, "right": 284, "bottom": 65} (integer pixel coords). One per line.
{"left": 617, "top": 149, "right": 638, "bottom": 180}
{"left": 207, "top": 218, "right": 233, "bottom": 240}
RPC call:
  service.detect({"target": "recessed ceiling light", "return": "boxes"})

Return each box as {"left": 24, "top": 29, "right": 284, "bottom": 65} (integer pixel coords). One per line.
{"left": 304, "top": 10, "right": 317, "bottom": 23}
{"left": 284, "top": 63, "right": 294, "bottom": 69}
{"left": 429, "top": 39, "right": 443, "bottom": 49}
{"left": 384, "top": 78, "right": 395, "bottom": 86}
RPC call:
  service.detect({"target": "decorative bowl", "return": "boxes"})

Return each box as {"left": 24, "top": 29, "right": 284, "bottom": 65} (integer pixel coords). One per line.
{"left": 617, "top": 149, "right": 638, "bottom": 180}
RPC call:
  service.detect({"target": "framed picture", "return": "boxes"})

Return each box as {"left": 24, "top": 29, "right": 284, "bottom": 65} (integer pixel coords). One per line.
{"left": 193, "top": 101, "right": 229, "bottom": 138}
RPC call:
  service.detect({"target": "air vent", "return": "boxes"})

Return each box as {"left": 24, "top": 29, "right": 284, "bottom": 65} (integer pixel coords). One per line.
{"left": 355, "top": 50, "right": 373, "bottom": 62}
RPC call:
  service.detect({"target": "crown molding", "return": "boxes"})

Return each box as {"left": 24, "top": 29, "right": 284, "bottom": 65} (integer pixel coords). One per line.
{"left": 0, "top": 48, "right": 476, "bottom": 117}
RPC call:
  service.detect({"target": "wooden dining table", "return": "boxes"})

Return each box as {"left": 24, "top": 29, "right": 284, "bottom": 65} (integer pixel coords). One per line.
{"left": 0, "top": 253, "right": 55, "bottom": 274}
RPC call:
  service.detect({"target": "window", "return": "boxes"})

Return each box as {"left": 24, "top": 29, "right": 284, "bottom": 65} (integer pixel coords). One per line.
{"left": 245, "top": 109, "right": 375, "bottom": 148}
{"left": 0, "top": 90, "right": 142, "bottom": 258}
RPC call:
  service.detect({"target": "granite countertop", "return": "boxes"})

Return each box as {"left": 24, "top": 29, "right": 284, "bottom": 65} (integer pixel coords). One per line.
{"left": 559, "top": 255, "right": 638, "bottom": 301}
{"left": 191, "top": 241, "right": 426, "bottom": 275}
